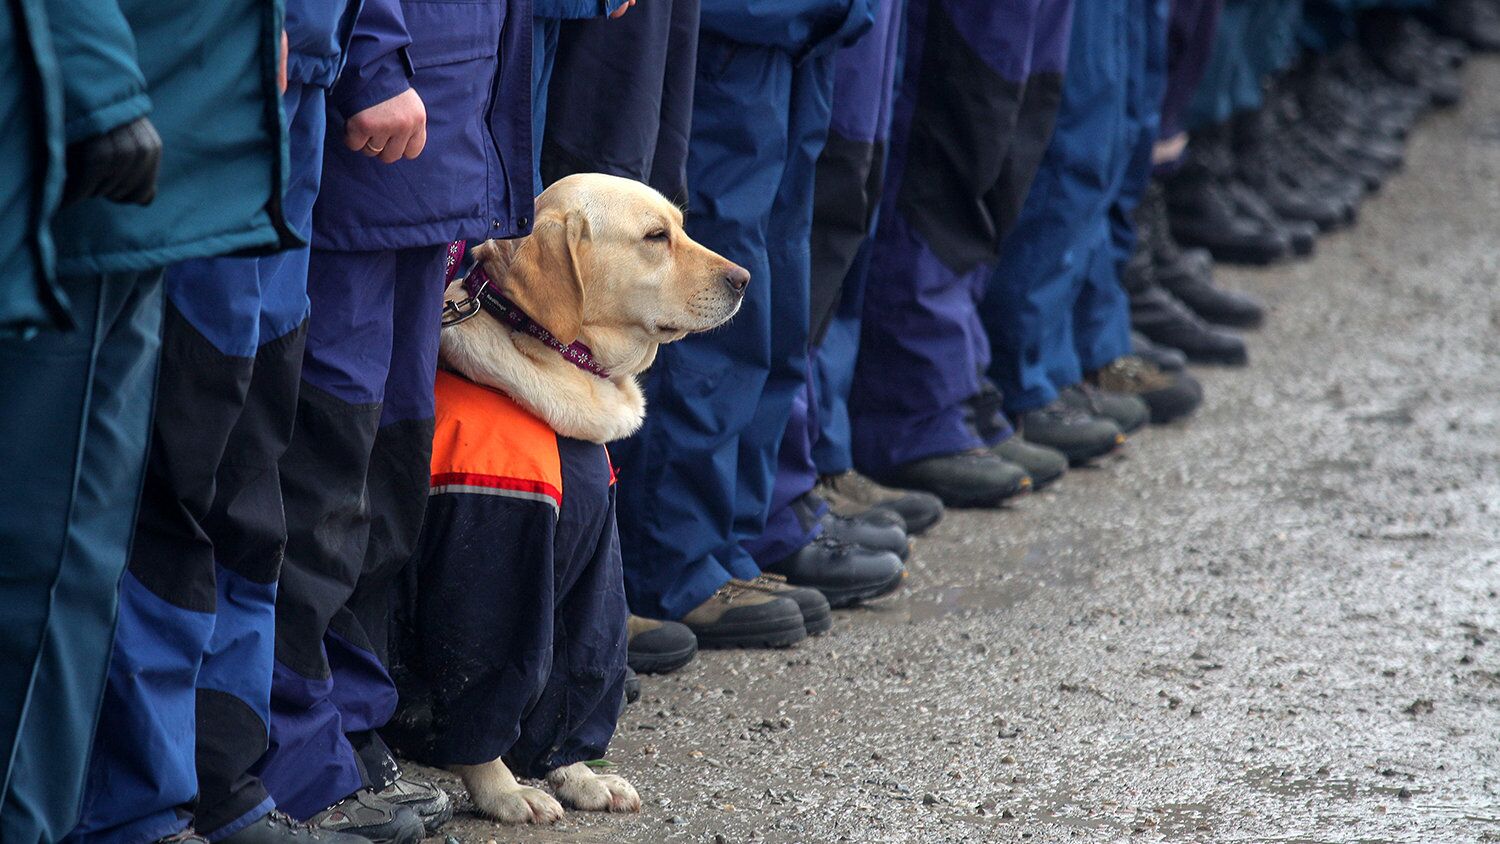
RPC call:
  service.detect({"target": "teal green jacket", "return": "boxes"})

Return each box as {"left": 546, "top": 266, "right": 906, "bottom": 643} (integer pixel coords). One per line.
{"left": 1, "top": 0, "right": 67, "bottom": 337}
{"left": 2, "top": 0, "right": 296, "bottom": 336}
{"left": 51, "top": 0, "right": 299, "bottom": 278}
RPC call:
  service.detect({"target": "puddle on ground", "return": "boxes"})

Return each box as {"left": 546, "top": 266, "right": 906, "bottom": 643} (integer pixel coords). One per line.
{"left": 897, "top": 536, "right": 1101, "bottom": 623}
{"left": 1022, "top": 787, "right": 1218, "bottom": 838}
{"left": 901, "top": 582, "right": 1029, "bottom": 623}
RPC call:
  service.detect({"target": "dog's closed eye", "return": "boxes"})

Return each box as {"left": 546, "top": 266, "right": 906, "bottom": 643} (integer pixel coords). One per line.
{"left": 644, "top": 229, "right": 669, "bottom": 242}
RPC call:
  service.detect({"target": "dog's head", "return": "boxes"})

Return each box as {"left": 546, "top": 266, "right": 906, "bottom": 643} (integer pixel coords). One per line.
{"left": 466, "top": 173, "right": 748, "bottom": 373}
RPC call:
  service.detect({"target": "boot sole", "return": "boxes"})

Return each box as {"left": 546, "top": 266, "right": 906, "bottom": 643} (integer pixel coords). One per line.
{"left": 820, "top": 567, "right": 908, "bottom": 609}
{"left": 803, "top": 603, "right": 834, "bottom": 635}
{"left": 339, "top": 820, "right": 424, "bottom": 844}
{"left": 931, "top": 477, "right": 1032, "bottom": 509}
{"left": 1146, "top": 398, "right": 1203, "bottom": 425}
{"left": 691, "top": 618, "right": 807, "bottom": 650}
{"left": 1026, "top": 464, "right": 1066, "bottom": 490}
{"left": 1183, "top": 238, "right": 1289, "bottom": 266}
{"left": 1197, "top": 310, "right": 1265, "bottom": 330}
{"left": 1182, "top": 348, "right": 1250, "bottom": 367}
{"left": 877, "top": 472, "right": 1029, "bottom": 510}
{"left": 900, "top": 509, "right": 944, "bottom": 535}
{"left": 1278, "top": 207, "right": 1348, "bottom": 232}
{"left": 628, "top": 641, "right": 700, "bottom": 675}
{"left": 1063, "top": 435, "right": 1127, "bottom": 467}
{"left": 415, "top": 801, "right": 455, "bottom": 835}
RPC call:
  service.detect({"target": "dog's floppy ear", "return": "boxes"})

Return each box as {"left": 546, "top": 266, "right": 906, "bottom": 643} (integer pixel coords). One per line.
{"left": 470, "top": 237, "right": 518, "bottom": 273}
{"left": 499, "top": 210, "right": 590, "bottom": 345}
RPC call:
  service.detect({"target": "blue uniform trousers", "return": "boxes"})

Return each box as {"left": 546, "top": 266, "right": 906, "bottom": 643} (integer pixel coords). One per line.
{"left": 612, "top": 37, "right": 837, "bottom": 618}
{"left": 1106, "top": 0, "right": 1169, "bottom": 275}
{"left": 531, "top": 1, "right": 633, "bottom": 191}
{"left": 811, "top": 243, "right": 876, "bottom": 475}
{"left": 542, "top": 0, "right": 701, "bottom": 201}
{"left": 760, "top": 0, "right": 905, "bottom": 557}
{"left": 65, "top": 82, "right": 327, "bottom": 844}
{"left": 1186, "top": 0, "right": 1304, "bottom": 129}
{"left": 849, "top": 0, "right": 1075, "bottom": 474}
{"left": 1160, "top": 0, "right": 1224, "bottom": 145}
{"left": 260, "top": 244, "right": 447, "bottom": 820}
{"left": 746, "top": 360, "right": 828, "bottom": 568}
{"left": 533, "top": 17, "right": 562, "bottom": 194}
{"left": 0, "top": 270, "right": 164, "bottom": 844}
{"left": 983, "top": 0, "right": 1165, "bottom": 416}
{"left": 1079, "top": 0, "right": 1167, "bottom": 367}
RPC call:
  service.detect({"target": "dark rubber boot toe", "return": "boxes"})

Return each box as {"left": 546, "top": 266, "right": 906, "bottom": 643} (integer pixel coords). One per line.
{"left": 819, "top": 511, "right": 910, "bottom": 560}
{"left": 876, "top": 450, "right": 1032, "bottom": 509}
{"left": 991, "top": 437, "right": 1069, "bottom": 489}
{"left": 1059, "top": 384, "right": 1150, "bottom": 435}
{"left": 1018, "top": 403, "right": 1126, "bottom": 466}
{"left": 627, "top": 616, "right": 699, "bottom": 674}
{"left": 765, "top": 538, "right": 907, "bottom": 609}
{"left": 1130, "top": 287, "right": 1251, "bottom": 365}
{"left": 682, "top": 585, "right": 807, "bottom": 650}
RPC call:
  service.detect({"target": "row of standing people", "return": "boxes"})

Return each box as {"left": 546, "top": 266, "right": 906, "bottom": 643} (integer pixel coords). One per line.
{"left": 618, "top": 0, "right": 1498, "bottom": 655}
{"left": 3, "top": 0, "right": 1491, "bottom": 840}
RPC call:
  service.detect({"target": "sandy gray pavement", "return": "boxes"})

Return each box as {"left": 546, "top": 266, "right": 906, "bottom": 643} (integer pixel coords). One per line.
{"left": 416, "top": 57, "right": 1500, "bottom": 844}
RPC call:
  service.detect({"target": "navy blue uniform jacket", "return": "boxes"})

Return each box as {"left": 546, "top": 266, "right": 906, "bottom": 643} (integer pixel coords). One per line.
{"left": 314, "top": 0, "right": 536, "bottom": 251}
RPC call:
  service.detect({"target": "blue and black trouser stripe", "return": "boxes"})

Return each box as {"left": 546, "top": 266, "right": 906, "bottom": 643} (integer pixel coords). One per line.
{"left": 981, "top": 0, "right": 1167, "bottom": 417}
{"left": 849, "top": 0, "right": 1075, "bottom": 474}
{"left": 756, "top": 0, "right": 904, "bottom": 563}
{"left": 610, "top": 36, "right": 840, "bottom": 619}
{"left": 258, "top": 243, "right": 447, "bottom": 820}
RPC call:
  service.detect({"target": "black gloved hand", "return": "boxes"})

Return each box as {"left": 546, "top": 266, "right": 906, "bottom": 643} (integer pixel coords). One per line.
{"left": 62, "top": 116, "right": 163, "bottom": 206}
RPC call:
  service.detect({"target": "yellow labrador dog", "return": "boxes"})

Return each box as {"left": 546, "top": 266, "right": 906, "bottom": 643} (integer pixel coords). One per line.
{"left": 422, "top": 173, "right": 747, "bottom": 823}
{"left": 441, "top": 172, "right": 749, "bottom": 444}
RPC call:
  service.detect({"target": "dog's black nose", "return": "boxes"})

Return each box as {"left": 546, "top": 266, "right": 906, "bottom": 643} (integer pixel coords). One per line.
{"left": 721, "top": 265, "right": 750, "bottom": 293}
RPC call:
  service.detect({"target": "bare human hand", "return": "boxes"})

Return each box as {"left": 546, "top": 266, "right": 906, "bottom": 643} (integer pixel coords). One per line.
{"left": 344, "top": 88, "right": 428, "bottom": 164}
{"left": 610, "top": 0, "right": 636, "bottom": 19}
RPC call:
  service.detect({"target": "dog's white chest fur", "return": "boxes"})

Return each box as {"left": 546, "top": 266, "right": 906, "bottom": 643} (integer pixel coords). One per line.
{"left": 440, "top": 317, "right": 646, "bottom": 444}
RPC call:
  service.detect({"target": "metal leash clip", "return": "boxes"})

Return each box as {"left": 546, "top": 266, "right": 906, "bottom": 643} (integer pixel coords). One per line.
{"left": 440, "top": 271, "right": 491, "bottom": 328}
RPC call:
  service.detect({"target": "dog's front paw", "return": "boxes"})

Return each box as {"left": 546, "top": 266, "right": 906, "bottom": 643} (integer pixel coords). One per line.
{"left": 473, "top": 784, "right": 566, "bottom": 825}
{"left": 453, "top": 759, "right": 567, "bottom": 825}
{"left": 546, "top": 763, "right": 641, "bottom": 813}
{"left": 595, "top": 774, "right": 642, "bottom": 813}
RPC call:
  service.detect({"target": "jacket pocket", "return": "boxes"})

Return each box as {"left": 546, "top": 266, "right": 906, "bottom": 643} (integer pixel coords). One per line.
{"left": 401, "top": 0, "right": 502, "bottom": 68}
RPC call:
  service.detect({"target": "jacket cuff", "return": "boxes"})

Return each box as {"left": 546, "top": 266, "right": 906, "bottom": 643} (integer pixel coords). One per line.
{"left": 331, "top": 47, "right": 413, "bottom": 117}
{"left": 64, "top": 90, "right": 152, "bottom": 145}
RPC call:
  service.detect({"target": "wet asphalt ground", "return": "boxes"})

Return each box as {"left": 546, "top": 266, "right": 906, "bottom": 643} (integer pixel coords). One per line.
{"left": 416, "top": 57, "right": 1500, "bottom": 843}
